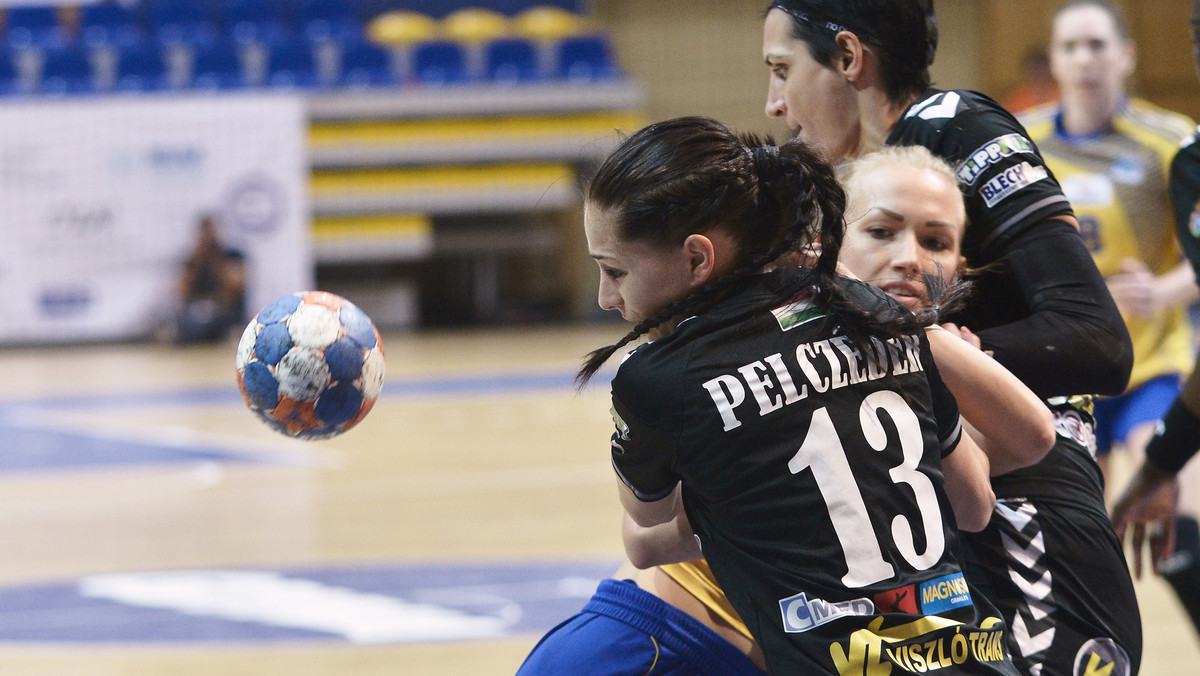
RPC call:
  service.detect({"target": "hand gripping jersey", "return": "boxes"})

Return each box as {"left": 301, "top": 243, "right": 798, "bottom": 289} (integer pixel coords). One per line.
{"left": 887, "top": 89, "right": 1132, "bottom": 401}
{"left": 1173, "top": 125, "right": 1200, "bottom": 283}
{"left": 1021, "top": 99, "right": 1196, "bottom": 391}
{"left": 610, "top": 274, "right": 1015, "bottom": 675}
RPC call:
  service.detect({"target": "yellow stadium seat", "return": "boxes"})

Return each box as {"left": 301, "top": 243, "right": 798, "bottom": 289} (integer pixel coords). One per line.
{"left": 367, "top": 10, "right": 437, "bottom": 47}
{"left": 512, "top": 5, "right": 587, "bottom": 41}
{"left": 440, "top": 7, "right": 509, "bottom": 43}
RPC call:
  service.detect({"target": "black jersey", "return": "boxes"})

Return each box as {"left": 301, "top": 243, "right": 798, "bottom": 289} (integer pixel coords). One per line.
{"left": 610, "top": 275, "right": 1015, "bottom": 675}
{"left": 888, "top": 89, "right": 1131, "bottom": 400}
{"left": 1172, "top": 126, "right": 1200, "bottom": 282}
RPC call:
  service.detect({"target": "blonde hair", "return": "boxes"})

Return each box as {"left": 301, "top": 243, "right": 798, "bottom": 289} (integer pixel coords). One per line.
{"left": 838, "top": 144, "right": 961, "bottom": 200}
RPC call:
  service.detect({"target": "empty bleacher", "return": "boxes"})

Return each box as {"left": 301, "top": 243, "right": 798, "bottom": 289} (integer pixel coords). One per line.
{"left": 0, "top": 1, "right": 645, "bottom": 326}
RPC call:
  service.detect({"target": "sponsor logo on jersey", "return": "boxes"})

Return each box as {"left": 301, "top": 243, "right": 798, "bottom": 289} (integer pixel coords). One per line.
{"left": 1190, "top": 200, "right": 1200, "bottom": 238}
{"left": 873, "top": 584, "right": 918, "bottom": 614}
{"left": 980, "top": 161, "right": 1049, "bottom": 207}
{"left": 779, "top": 591, "right": 874, "bottom": 633}
{"left": 830, "top": 615, "right": 1009, "bottom": 675}
{"left": 919, "top": 572, "right": 973, "bottom": 614}
{"left": 1073, "top": 637, "right": 1132, "bottom": 676}
{"left": 957, "top": 133, "right": 1036, "bottom": 185}
{"left": 771, "top": 299, "right": 823, "bottom": 331}
{"left": 1053, "top": 407, "right": 1097, "bottom": 455}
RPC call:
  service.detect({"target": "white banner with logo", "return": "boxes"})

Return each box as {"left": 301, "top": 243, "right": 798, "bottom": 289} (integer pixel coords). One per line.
{"left": 0, "top": 93, "right": 310, "bottom": 344}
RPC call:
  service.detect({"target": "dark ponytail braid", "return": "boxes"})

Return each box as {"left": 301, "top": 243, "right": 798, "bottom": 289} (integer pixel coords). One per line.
{"left": 576, "top": 116, "right": 929, "bottom": 386}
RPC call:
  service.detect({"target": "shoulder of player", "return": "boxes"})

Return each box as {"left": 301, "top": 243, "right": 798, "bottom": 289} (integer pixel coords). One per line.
{"left": 893, "top": 89, "right": 1030, "bottom": 152}
{"left": 1119, "top": 98, "right": 1197, "bottom": 144}
{"left": 1173, "top": 129, "right": 1200, "bottom": 178}
{"left": 1015, "top": 102, "right": 1058, "bottom": 140}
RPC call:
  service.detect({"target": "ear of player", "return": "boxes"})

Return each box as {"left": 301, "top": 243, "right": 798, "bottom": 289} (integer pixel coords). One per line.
{"left": 235, "top": 291, "right": 385, "bottom": 440}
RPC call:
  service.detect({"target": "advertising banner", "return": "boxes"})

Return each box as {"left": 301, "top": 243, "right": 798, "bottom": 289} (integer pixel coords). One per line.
{"left": 0, "top": 93, "right": 310, "bottom": 343}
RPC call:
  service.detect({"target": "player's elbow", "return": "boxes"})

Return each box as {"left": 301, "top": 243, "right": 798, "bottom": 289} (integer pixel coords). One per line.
{"left": 1013, "top": 409, "right": 1056, "bottom": 470}
{"left": 1091, "top": 319, "right": 1134, "bottom": 396}
{"left": 957, "top": 488, "right": 996, "bottom": 533}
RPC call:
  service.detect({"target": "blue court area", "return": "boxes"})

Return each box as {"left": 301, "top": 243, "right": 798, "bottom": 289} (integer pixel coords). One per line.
{"left": 0, "top": 368, "right": 581, "bottom": 474}
{"left": 0, "top": 560, "right": 618, "bottom": 644}
{"left": 0, "top": 366, "right": 618, "bottom": 646}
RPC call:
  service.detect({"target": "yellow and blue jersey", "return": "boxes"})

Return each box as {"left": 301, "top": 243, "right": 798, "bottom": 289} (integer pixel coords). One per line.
{"left": 1021, "top": 99, "right": 1197, "bottom": 390}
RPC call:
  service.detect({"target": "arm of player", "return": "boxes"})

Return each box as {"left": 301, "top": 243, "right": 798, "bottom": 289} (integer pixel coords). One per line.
{"left": 618, "top": 476, "right": 683, "bottom": 529}
{"left": 1111, "top": 365, "right": 1200, "bottom": 575}
{"left": 926, "top": 324, "right": 1056, "bottom": 476}
{"left": 940, "top": 431, "right": 995, "bottom": 532}
{"left": 1106, "top": 258, "right": 1200, "bottom": 319}
{"left": 976, "top": 218, "right": 1134, "bottom": 398}
{"left": 621, "top": 505, "right": 703, "bottom": 570}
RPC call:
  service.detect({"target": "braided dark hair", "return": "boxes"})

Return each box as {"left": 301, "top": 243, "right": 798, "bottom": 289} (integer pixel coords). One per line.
{"left": 576, "top": 116, "right": 929, "bottom": 385}
{"left": 766, "top": 0, "right": 937, "bottom": 105}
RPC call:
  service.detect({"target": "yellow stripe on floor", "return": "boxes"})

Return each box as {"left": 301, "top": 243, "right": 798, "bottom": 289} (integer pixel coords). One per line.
{"left": 311, "top": 163, "right": 577, "bottom": 195}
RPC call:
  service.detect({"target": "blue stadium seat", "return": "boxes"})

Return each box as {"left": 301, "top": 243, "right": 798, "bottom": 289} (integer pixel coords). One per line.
{"left": 0, "top": 49, "right": 20, "bottom": 95}
{"left": 554, "top": 35, "right": 619, "bottom": 82}
{"left": 338, "top": 41, "right": 393, "bottom": 88}
{"left": 148, "top": 0, "right": 218, "bottom": 46}
{"left": 80, "top": 4, "right": 141, "bottom": 48}
{"left": 115, "top": 43, "right": 170, "bottom": 92}
{"left": 411, "top": 40, "right": 467, "bottom": 85}
{"left": 224, "top": 0, "right": 291, "bottom": 46}
{"left": 190, "top": 39, "right": 245, "bottom": 89}
{"left": 296, "top": 0, "right": 361, "bottom": 44}
{"left": 40, "top": 45, "right": 95, "bottom": 95}
{"left": 485, "top": 37, "right": 539, "bottom": 84}
{"left": 5, "top": 6, "right": 66, "bottom": 49}
{"left": 266, "top": 39, "right": 318, "bottom": 88}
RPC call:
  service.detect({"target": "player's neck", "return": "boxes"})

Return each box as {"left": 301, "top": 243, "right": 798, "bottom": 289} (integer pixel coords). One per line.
{"left": 1059, "top": 93, "right": 1123, "bottom": 137}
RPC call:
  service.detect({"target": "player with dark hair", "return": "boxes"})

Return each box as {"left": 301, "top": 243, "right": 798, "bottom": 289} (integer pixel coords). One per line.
{"left": 1111, "top": 0, "right": 1200, "bottom": 641}
{"left": 576, "top": 114, "right": 1014, "bottom": 674}
{"left": 742, "top": 1, "right": 1141, "bottom": 673}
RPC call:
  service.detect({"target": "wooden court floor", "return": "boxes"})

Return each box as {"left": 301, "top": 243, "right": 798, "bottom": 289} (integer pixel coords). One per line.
{"left": 0, "top": 323, "right": 1196, "bottom": 675}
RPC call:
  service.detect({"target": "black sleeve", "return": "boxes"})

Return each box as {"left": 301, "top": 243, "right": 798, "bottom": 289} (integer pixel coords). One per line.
{"left": 974, "top": 219, "right": 1133, "bottom": 398}
{"left": 922, "top": 333, "right": 964, "bottom": 458}
{"left": 609, "top": 366, "right": 680, "bottom": 502}
{"left": 1171, "top": 140, "right": 1200, "bottom": 284}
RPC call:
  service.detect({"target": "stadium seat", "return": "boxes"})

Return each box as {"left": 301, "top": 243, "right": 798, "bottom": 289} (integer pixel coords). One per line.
{"left": 266, "top": 39, "right": 318, "bottom": 89}
{"left": 338, "top": 41, "right": 394, "bottom": 88}
{"left": 554, "top": 34, "right": 619, "bottom": 82}
{"left": 411, "top": 40, "right": 467, "bottom": 85}
{"left": 441, "top": 8, "right": 509, "bottom": 44}
{"left": 4, "top": 5, "right": 67, "bottom": 49}
{"left": 512, "top": 5, "right": 585, "bottom": 41}
{"left": 148, "top": 0, "right": 218, "bottom": 46}
{"left": 224, "top": 0, "right": 291, "bottom": 46}
{"left": 39, "top": 45, "right": 95, "bottom": 95}
{"left": 115, "top": 43, "right": 171, "bottom": 92}
{"left": 79, "top": 4, "right": 141, "bottom": 48}
{"left": 366, "top": 10, "right": 436, "bottom": 48}
{"left": 190, "top": 39, "right": 245, "bottom": 89}
{"left": 296, "top": 0, "right": 361, "bottom": 44}
{"left": 485, "top": 37, "right": 539, "bottom": 84}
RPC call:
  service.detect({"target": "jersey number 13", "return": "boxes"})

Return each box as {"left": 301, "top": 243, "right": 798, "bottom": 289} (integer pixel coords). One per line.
{"left": 788, "top": 390, "right": 946, "bottom": 588}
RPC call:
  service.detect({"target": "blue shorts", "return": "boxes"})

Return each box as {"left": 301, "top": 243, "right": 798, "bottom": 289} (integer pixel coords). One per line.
{"left": 1093, "top": 373, "right": 1183, "bottom": 456}
{"left": 516, "top": 578, "right": 765, "bottom": 676}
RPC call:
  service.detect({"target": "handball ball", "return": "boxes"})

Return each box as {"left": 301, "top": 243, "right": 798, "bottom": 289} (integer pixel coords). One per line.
{"left": 236, "top": 291, "right": 385, "bottom": 440}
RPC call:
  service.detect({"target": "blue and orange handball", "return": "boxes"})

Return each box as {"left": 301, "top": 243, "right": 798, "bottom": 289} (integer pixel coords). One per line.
{"left": 236, "top": 291, "right": 385, "bottom": 439}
